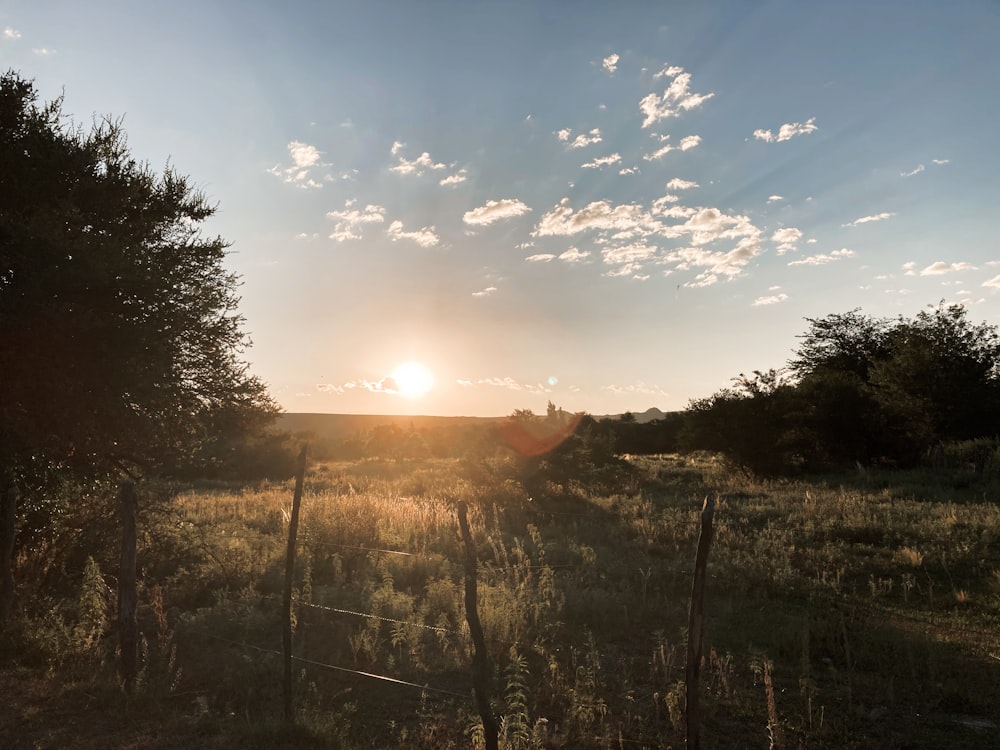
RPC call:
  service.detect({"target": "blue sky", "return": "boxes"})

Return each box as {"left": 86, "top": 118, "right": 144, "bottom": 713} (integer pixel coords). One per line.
{"left": 4, "top": 1, "right": 1000, "bottom": 416}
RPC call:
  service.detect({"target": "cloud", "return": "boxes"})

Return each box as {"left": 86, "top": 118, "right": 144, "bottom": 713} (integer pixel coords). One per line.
{"left": 901, "top": 164, "right": 925, "bottom": 177}
{"left": 920, "top": 261, "right": 976, "bottom": 276}
{"left": 643, "top": 135, "right": 700, "bottom": 161}
{"left": 666, "top": 178, "right": 698, "bottom": 190}
{"left": 389, "top": 144, "right": 446, "bottom": 175}
{"left": 3, "top": 27, "right": 21, "bottom": 40}
{"left": 753, "top": 117, "right": 818, "bottom": 142}
{"left": 317, "top": 377, "right": 404, "bottom": 395}
{"left": 32, "top": 48, "right": 55, "bottom": 56}
{"left": 902, "top": 261, "right": 918, "bottom": 276}
{"left": 787, "top": 248, "right": 855, "bottom": 266}
{"left": 463, "top": 198, "right": 531, "bottom": 226}
{"left": 570, "top": 128, "right": 602, "bottom": 149}
{"left": 983, "top": 275, "right": 1000, "bottom": 289}
{"left": 771, "top": 227, "right": 803, "bottom": 255}
{"left": 559, "top": 247, "right": 591, "bottom": 262}
{"left": 752, "top": 293, "right": 788, "bottom": 306}
{"left": 526, "top": 253, "right": 556, "bottom": 262}
{"left": 619, "top": 166, "right": 638, "bottom": 175}
{"left": 556, "top": 128, "right": 572, "bottom": 142}
{"left": 387, "top": 220, "right": 440, "bottom": 247}
{"left": 267, "top": 140, "right": 330, "bottom": 188}
{"left": 440, "top": 169, "right": 468, "bottom": 186}
{"left": 581, "top": 153, "right": 621, "bottom": 169}
{"left": 845, "top": 212, "right": 894, "bottom": 226}
{"left": 932, "top": 159, "right": 950, "bottom": 165}
{"left": 472, "top": 286, "right": 498, "bottom": 297}
{"left": 601, "top": 382, "right": 670, "bottom": 397}
{"left": 326, "top": 201, "right": 386, "bottom": 241}
{"left": 679, "top": 135, "right": 701, "bottom": 150}
{"left": 640, "top": 66, "right": 715, "bottom": 127}
{"left": 602, "top": 53, "right": 619, "bottom": 73}
{"left": 459, "top": 377, "right": 550, "bottom": 394}
{"left": 767, "top": 195, "right": 784, "bottom": 203}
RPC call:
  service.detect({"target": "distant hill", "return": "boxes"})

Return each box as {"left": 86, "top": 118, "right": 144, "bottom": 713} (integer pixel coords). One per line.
{"left": 592, "top": 407, "right": 668, "bottom": 423}
{"left": 275, "top": 412, "right": 503, "bottom": 442}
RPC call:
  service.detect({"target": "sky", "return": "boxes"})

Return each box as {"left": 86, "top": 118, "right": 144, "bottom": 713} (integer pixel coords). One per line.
{"left": 4, "top": 1, "right": 1000, "bottom": 417}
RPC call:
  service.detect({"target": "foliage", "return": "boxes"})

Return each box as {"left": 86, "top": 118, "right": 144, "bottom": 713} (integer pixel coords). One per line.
{"left": 683, "top": 304, "right": 1000, "bottom": 474}
{"left": 0, "top": 71, "right": 277, "bottom": 492}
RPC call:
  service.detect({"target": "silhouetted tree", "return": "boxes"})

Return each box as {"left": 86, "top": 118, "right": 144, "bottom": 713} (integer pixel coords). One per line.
{"left": 0, "top": 72, "right": 277, "bottom": 495}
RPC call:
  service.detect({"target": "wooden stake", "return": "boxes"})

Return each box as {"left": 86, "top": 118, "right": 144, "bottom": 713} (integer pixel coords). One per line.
{"left": 686, "top": 494, "right": 716, "bottom": 750}
{"left": 283, "top": 445, "right": 308, "bottom": 723}
{"left": 456, "top": 501, "right": 499, "bottom": 750}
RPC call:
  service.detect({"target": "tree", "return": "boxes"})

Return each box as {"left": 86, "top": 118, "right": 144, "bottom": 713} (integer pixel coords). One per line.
{"left": 0, "top": 72, "right": 277, "bottom": 492}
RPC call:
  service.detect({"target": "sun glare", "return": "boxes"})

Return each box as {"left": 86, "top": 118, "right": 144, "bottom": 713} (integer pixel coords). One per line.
{"left": 390, "top": 361, "right": 434, "bottom": 398}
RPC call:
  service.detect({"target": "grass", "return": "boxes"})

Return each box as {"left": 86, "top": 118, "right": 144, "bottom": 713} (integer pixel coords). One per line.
{"left": 2, "top": 453, "right": 999, "bottom": 748}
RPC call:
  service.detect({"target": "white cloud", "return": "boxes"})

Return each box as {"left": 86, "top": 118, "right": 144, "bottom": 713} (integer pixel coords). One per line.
{"left": 902, "top": 261, "right": 917, "bottom": 276}
{"left": 267, "top": 140, "right": 330, "bottom": 189}
{"left": 326, "top": 201, "right": 386, "bottom": 241}
{"left": 753, "top": 117, "right": 818, "bottom": 142}
{"left": 581, "top": 153, "right": 621, "bottom": 169}
{"left": 845, "top": 212, "right": 894, "bottom": 226}
{"left": 601, "top": 381, "right": 669, "bottom": 397}
{"left": 440, "top": 169, "right": 468, "bottom": 186}
{"left": 901, "top": 164, "right": 925, "bottom": 177}
{"left": 556, "top": 128, "right": 572, "bottom": 142}
{"left": 920, "top": 261, "right": 976, "bottom": 276}
{"left": 472, "top": 286, "right": 498, "bottom": 297}
{"left": 526, "top": 253, "right": 557, "bottom": 262}
{"left": 619, "top": 166, "right": 639, "bottom": 175}
{"left": 679, "top": 135, "right": 701, "bottom": 150}
{"left": 752, "top": 293, "right": 788, "bottom": 306}
{"left": 767, "top": 195, "right": 783, "bottom": 203}
{"left": 559, "top": 247, "right": 590, "bottom": 263}
{"left": 639, "top": 67, "right": 715, "bottom": 127}
{"left": 602, "top": 53, "right": 620, "bottom": 73}
{"left": 3, "top": 27, "right": 21, "bottom": 40}
{"left": 932, "top": 159, "right": 950, "bottom": 165}
{"left": 644, "top": 143, "right": 676, "bottom": 161}
{"left": 771, "top": 227, "right": 803, "bottom": 255}
{"left": 389, "top": 145, "right": 446, "bottom": 175}
{"left": 787, "top": 248, "right": 855, "bottom": 266}
{"left": 387, "top": 220, "right": 440, "bottom": 248}
{"left": 32, "top": 47, "right": 55, "bottom": 56}
{"left": 460, "top": 376, "right": 550, "bottom": 394}
{"left": 666, "top": 178, "right": 698, "bottom": 190}
{"left": 983, "top": 275, "right": 1000, "bottom": 289}
{"left": 570, "top": 128, "right": 602, "bottom": 149}
{"left": 463, "top": 198, "right": 531, "bottom": 226}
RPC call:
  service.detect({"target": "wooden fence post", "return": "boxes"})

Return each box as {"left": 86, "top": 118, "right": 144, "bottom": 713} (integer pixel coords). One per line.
{"left": 119, "top": 481, "right": 138, "bottom": 692}
{"left": 0, "top": 486, "right": 16, "bottom": 628}
{"left": 283, "top": 445, "right": 308, "bottom": 723}
{"left": 686, "top": 494, "right": 716, "bottom": 750}
{"left": 456, "top": 501, "right": 499, "bottom": 750}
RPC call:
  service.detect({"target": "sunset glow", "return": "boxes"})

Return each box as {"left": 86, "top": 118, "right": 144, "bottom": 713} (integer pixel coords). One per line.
{"left": 389, "top": 362, "right": 434, "bottom": 399}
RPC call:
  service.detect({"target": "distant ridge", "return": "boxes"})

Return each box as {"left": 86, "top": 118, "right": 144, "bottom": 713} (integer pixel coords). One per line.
{"left": 275, "top": 412, "right": 502, "bottom": 441}
{"left": 592, "top": 407, "right": 667, "bottom": 424}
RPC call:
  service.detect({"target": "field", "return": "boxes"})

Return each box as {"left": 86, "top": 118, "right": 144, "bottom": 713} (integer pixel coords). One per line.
{"left": 2, "top": 452, "right": 999, "bottom": 749}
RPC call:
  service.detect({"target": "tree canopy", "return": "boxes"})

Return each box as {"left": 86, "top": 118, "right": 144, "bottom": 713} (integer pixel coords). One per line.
{"left": 0, "top": 71, "right": 277, "bottom": 487}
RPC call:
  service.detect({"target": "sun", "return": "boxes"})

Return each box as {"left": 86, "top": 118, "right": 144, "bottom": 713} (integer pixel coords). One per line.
{"left": 389, "top": 361, "right": 435, "bottom": 398}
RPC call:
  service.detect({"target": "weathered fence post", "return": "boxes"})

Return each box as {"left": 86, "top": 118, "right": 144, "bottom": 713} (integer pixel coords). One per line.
{"left": 119, "top": 481, "right": 139, "bottom": 692}
{"left": 456, "top": 500, "right": 499, "bottom": 750}
{"left": 686, "top": 493, "right": 716, "bottom": 750}
{"left": 283, "top": 445, "right": 308, "bottom": 723}
{"left": 0, "top": 486, "right": 16, "bottom": 628}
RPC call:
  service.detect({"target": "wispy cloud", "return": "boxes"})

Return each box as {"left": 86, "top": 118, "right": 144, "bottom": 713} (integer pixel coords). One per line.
{"left": 581, "top": 153, "right": 621, "bottom": 169}
{"left": 3, "top": 27, "right": 21, "bottom": 40}
{"left": 901, "top": 164, "right": 925, "bottom": 177}
{"left": 526, "top": 253, "right": 557, "bottom": 262}
{"left": 326, "top": 201, "right": 385, "bottom": 242}
{"left": 267, "top": 141, "right": 331, "bottom": 189}
{"left": 787, "top": 248, "right": 855, "bottom": 266}
{"left": 932, "top": 158, "right": 950, "bottom": 165}
{"left": 389, "top": 143, "right": 446, "bottom": 175}
{"left": 767, "top": 195, "right": 784, "bottom": 203}
{"left": 845, "top": 212, "right": 894, "bottom": 226}
{"left": 602, "top": 53, "right": 620, "bottom": 73}
{"left": 640, "top": 66, "right": 715, "bottom": 127}
{"left": 753, "top": 117, "right": 818, "bottom": 143}
{"left": 472, "top": 286, "right": 498, "bottom": 297}
{"left": 983, "top": 275, "right": 1000, "bottom": 289}
{"left": 666, "top": 178, "right": 698, "bottom": 190}
{"left": 458, "top": 377, "right": 550, "bottom": 394}
{"left": 32, "top": 47, "right": 55, "bottom": 56}
{"left": 601, "top": 382, "right": 670, "bottom": 397}
{"left": 317, "top": 376, "right": 409, "bottom": 396}
{"left": 752, "top": 293, "right": 788, "bottom": 306}
{"left": 643, "top": 134, "right": 701, "bottom": 161}
{"left": 440, "top": 169, "right": 468, "bottom": 186}
{"left": 387, "top": 220, "right": 440, "bottom": 247}
{"left": 559, "top": 247, "right": 591, "bottom": 263}
{"left": 771, "top": 227, "right": 802, "bottom": 255}
{"left": 571, "top": 128, "right": 602, "bottom": 149}
{"left": 920, "top": 261, "right": 976, "bottom": 276}
{"left": 463, "top": 198, "right": 531, "bottom": 226}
